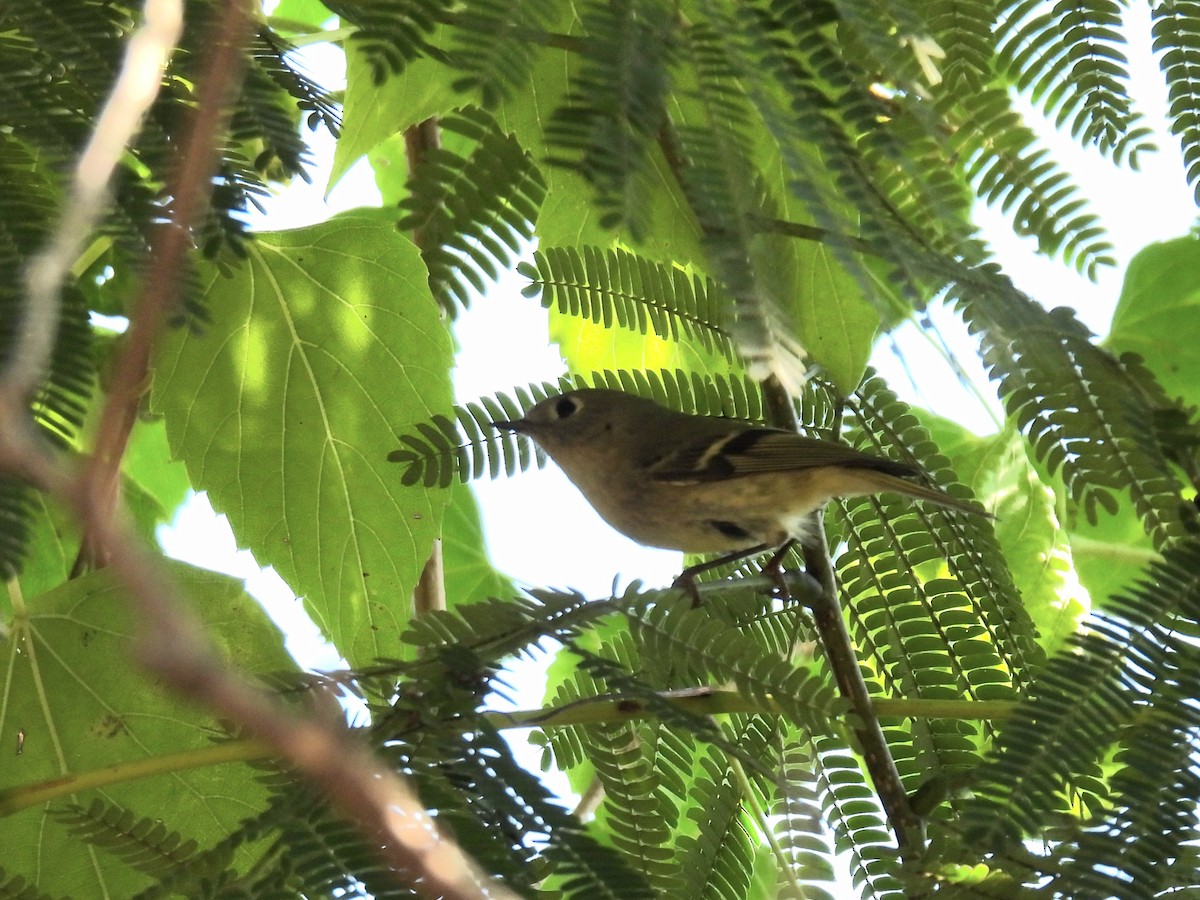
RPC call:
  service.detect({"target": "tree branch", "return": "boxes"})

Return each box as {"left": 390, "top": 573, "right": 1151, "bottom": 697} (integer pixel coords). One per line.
{"left": 405, "top": 116, "right": 449, "bottom": 617}
{"left": 1, "top": 0, "right": 183, "bottom": 407}
{"left": 0, "top": 4, "right": 512, "bottom": 897}
{"left": 761, "top": 374, "right": 928, "bottom": 863}
{"left": 81, "top": 2, "right": 253, "bottom": 565}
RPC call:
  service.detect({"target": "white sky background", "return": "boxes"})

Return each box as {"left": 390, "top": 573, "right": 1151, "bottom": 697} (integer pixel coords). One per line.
{"left": 160, "top": 7, "right": 1197, "bottom": 802}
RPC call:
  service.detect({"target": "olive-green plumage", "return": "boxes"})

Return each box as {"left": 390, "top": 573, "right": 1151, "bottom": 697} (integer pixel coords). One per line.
{"left": 493, "top": 389, "right": 986, "bottom": 553}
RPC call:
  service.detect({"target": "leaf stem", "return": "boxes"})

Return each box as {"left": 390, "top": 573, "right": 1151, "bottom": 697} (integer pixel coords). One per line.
{"left": 728, "top": 754, "right": 814, "bottom": 898}
{"left": 0, "top": 739, "right": 274, "bottom": 816}
{"left": 0, "top": 691, "right": 1014, "bottom": 819}
{"left": 485, "top": 691, "right": 1015, "bottom": 730}
{"left": 1069, "top": 534, "right": 1159, "bottom": 564}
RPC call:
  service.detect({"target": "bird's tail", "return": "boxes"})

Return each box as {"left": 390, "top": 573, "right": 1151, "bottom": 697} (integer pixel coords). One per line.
{"left": 855, "top": 470, "right": 992, "bottom": 518}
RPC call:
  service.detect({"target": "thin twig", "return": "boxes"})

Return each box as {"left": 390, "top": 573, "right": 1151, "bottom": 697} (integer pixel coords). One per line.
{"left": 405, "top": 117, "right": 448, "bottom": 617}
{"left": 0, "top": 738, "right": 276, "bottom": 817}
{"left": 0, "top": 689, "right": 1013, "bottom": 818}
{"left": 1, "top": 0, "right": 184, "bottom": 406}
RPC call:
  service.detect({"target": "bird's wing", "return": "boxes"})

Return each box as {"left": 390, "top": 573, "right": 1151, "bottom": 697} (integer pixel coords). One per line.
{"left": 649, "top": 428, "right": 917, "bottom": 483}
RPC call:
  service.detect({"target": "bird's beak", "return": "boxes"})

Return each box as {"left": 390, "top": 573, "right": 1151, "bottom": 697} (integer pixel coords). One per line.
{"left": 492, "top": 418, "right": 530, "bottom": 434}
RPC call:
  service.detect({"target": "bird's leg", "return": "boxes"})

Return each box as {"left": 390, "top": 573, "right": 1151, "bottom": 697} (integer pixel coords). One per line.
{"left": 760, "top": 539, "right": 798, "bottom": 598}
{"left": 673, "top": 543, "right": 770, "bottom": 607}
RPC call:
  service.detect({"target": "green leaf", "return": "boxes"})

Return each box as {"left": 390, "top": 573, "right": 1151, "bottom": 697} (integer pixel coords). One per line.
{"left": 11, "top": 493, "right": 76, "bottom": 604}
{"left": 269, "top": 0, "right": 334, "bottom": 31}
{"left": 1067, "top": 495, "right": 1157, "bottom": 615}
{"left": 0, "top": 562, "right": 294, "bottom": 897}
{"left": 494, "top": 17, "right": 707, "bottom": 268}
{"left": 1106, "top": 235, "right": 1200, "bottom": 410}
{"left": 368, "top": 130, "right": 414, "bottom": 207}
{"left": 926, "top": 416, "right": 1087, "bottom": 655}
{"left": 786, "top": 239, "right": 881, "bottom": 394}
{"left": 5, "top": 418, "right": 189, "bottom": 608}
{"left": 442, "top": 481, "right": 514, "bottom": 608}
{"left": 548, "top": 304, "right": 738, "bottom": 382}
{"left": 152, "top": 211, "right": 454, "bottom": 665}
{"left": 988, "top": 412, "right": 1157, "bottom": 617}
{"left": 753, "top": 143, "right": 881, "bottom": 393}
{"left": 123, "top": 419, "right": 191, "bottom": 524}
{"left": 330, "top": 41, "right": 463, "bottom": 190}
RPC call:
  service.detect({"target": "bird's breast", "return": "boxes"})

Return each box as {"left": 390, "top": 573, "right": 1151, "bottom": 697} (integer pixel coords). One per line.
{"left": 553, "top": 459, "right": 831, "bottom": 553}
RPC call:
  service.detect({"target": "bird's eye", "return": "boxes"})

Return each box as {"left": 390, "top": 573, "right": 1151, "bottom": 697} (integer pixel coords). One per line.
{"left": 554, "top": 397, "right": 579, "bottom": 419}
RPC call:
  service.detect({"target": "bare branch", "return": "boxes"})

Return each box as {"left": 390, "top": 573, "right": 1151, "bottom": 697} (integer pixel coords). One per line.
{"left": 0, "top": 2, "right": 514, "bottom": 895}
{"left": 2, "top": 0, "right": 183, "bottom": 404}
{"left": 405, "top": 117, "right": 449, "bottom": 617}
{"left": 81, "top": 1, "right": 252, "bottom": 557}
{"left": 79, "top": 500, "right": 510, "bottom": 899}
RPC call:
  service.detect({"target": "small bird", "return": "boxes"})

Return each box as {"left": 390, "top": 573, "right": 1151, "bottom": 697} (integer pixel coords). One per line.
{"left": 492, "top": 389, "right": 986, "bottom": 580}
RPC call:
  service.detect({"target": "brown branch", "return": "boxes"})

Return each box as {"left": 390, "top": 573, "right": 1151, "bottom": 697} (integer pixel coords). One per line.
{"left": 1, "top": 0, "right": 184, "bottom": 407}
{"left": 405, "top": 116, "right": 449, "bottom": 617}
{"left": 760, "top": 375, "right": 926, "bottom": 864}
{"left": 80, "top": 1, "right": 255, "bottom": 567}
{"left": 656, "top": 97, "right": 926, "bottom": 861}
{"left": 79, "top": 507, "right": 506, "bottom": 898}
{"left": 802, "top": 531, "right": 927, "bottom": 861}
{"left": 0, "top": 4, "right": 511, "bottom": 896}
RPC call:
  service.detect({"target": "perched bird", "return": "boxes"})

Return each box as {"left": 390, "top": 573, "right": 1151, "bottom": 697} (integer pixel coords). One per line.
{"left": 492, "top": 389, "right": 985, "bottom": 576}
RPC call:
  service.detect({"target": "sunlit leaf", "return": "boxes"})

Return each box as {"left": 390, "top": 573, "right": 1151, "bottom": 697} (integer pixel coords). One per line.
{"left": 153, "top": 211, "right": 454, "bottom": 665}
{"left": 0, "top": 563, "right": 293, "bottom": 897}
